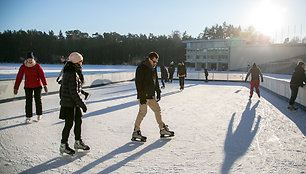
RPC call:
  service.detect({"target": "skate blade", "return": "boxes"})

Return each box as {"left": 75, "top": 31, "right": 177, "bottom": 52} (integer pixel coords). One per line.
{"left": 75, "top": 149, "right": 90, "bottom": 153}
{"left": 160, "top": 134, "right": 175, "bottom": 138}
{"left": 131, "top": 137, "right": 146, "bottom": 142}
{"left": 60, "top": 152, "right": 76, "bottom": 157}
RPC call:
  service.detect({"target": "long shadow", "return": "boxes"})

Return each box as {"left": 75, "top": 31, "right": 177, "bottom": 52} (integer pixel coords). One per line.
{"left": 261, "top": 88, "right": 306, "bottom": 136}
{"left": 19, "top": 154, "right": 86, "bottom": 174}
{"left": 72, "top": 142, "right": 143, "bottom": 174}
{"left": 98, "top": 139, "right": 171, "bottom": 174}
{"left": 87, "top": 93, "right": 136, "bottom": 105}
{"left": 103, "top": 88, "right": 136, "bottom": 95}
{"left": 0, "top": 108, "right": 60, "bottom": 131}
{"left": 221, "top": 100, "right": 261, "bottom": 174}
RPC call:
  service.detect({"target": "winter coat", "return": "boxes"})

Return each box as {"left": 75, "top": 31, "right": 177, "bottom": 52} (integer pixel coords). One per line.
{"left": 204, "top": 69, "right": 209, "bottom": 77}
{"left": 14, "top": 60, "right": 47, "bottom": 90}
{"left": 59, "top": 62, "right": 86, "bottom": 110}
{"left": 290, "top": 65, "right": 306, "bottom": 87}
{"left": 168, "top": 65, "right": 175, "bottom": 75}
{"left": 161, "top": 66, "right": 168, "bottom": 79}
{"left": 245, "top": 65, "right": 263, "bottom": 81}
{"left": 135, "top": 59, "right": 161, "bottom": 99}
{"left": 177, "top": 64, "right": 187, "bottom": 77}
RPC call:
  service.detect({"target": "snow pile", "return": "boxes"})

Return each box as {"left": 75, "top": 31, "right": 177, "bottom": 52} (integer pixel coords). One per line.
{"left": 0, "top": 80, "right": 305, "bottom": 173}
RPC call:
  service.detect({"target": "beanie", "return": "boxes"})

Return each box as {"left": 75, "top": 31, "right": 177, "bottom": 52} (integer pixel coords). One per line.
{"left": 68, "top": 52, "right": 83, "bottom": 63}
{"left": 297, "top": 61, "right": 304, "bottom": 66}
{"left": 26, "top": 52, "right": 35, "bottom": 59}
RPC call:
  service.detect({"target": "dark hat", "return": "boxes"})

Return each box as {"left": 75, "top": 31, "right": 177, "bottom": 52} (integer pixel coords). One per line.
{"left": 26, "top": 52, "right": 35, "bottom": 59}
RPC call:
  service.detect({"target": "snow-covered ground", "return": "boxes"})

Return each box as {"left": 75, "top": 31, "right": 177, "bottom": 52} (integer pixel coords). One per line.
{"left": 0, "top": 80, "right": 305, "bottom": 174}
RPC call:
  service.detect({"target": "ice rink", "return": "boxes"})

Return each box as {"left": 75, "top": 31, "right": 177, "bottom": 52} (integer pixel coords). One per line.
{"left": 0, "top": 80, "right": 305, "bottom": 174}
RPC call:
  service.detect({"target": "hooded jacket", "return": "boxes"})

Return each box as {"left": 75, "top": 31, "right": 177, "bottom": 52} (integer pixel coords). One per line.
{"left": 290, "top": 64, "right": 306, "bottom": 87}
{"left": 59, "top": 61, "right": 86, "bottom": 110}
{"left": 14, "top": 60, "right": 47, "bottom": 89}
{"left": 245, "top": 64, "right": 263, "bottom": 81}
{"left": 135, "top": 59, "right": 161, "bottom": 99}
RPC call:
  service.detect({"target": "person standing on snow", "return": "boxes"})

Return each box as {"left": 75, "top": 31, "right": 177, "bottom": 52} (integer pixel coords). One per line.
{"left": 177, "top": 61, "right": 187, "bottom": 90}
{"left": 132, "top": 52, "right": 174, "bottom": 142}
{"left": 288, "top": 61, "right": 306, "bottom": 111}
{"left": 168, "top": 61, "right": 175, "bottom": 83}
{"left": 244, "top": 63, "right": 263, "bottom": 99}
{"left": 59, "top": 52, "right": 90, "bottom": 155}
{"left": 14, "top": 52, "right": 48, "bottom": 123}
{"left": 204, "top": 68, "right": 209, "bottom": 82}
{"left": 160, "top": 65, "right": 168, "bottom": 88}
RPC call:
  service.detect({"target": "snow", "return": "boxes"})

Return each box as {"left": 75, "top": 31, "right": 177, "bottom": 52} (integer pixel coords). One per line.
{"left": 0, "top": 80, "right": 305, "bottom": 173}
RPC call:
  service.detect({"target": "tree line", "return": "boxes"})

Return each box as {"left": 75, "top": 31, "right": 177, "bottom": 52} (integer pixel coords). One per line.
{"left": 2, "top": 22, "right": 300, "bottom": 65}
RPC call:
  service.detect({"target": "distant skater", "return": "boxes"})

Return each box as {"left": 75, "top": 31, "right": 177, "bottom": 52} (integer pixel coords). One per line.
{"left": 204, "top": 68, "right": 209, "bottom": 82}
{"left": 244, "top": 63, "right": 263, "bottom": 99}
{"left": 132, "top": 52, "right": 174, "bottom": 142}
{"left": 177, "top": 61, "right": 187, "bottom": 90}
{"left": 168, "top": 61, "right": 175, "bottom": 83}
{"left": 14, "top": 52, "right": 48, "bottom": 123}
{"left": 288, "top": 61, "right": 306, "bottom": 111}
{"left": 160, "top": 65, "right": 168, "bottom": 88}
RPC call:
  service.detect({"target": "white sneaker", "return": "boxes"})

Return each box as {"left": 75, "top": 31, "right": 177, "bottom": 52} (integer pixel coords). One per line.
{"left": 37, "top": 115, "right": 41, "bottom": 121}
{"left": 25, "top": 118, "right": 31, "bottom": 124}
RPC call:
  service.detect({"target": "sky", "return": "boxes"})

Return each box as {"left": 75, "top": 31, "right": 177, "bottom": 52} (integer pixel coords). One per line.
{"left": 0, "top": 0, "right": 306, "bottom": 42}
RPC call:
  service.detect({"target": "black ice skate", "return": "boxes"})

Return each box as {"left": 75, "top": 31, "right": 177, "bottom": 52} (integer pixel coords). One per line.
{"left": 288, "top": 105, "right": 298, "bottom": 112}
{"left": 160, "top": 124, "right": 174, "bottom": 138}
{"left": 131, "top": 130, "right": 147, "bottom": 142}
{"left": 60, "top": 143, "right": 75, "bottom": 155}
{"left": 249, "top": 94, "right": 253, "bottom": 99}
{"left": 74, "top": 139, "right": 90, "bottom": 152}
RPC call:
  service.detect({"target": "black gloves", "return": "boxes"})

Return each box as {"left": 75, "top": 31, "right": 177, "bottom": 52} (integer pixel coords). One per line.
{"left": 82, "top": 105, "right": 87, "bottom": 113}
{"left": 140, "top": 98, "right": 147, "bottom": 105}
{"left": 156, "top": 92, "right": 161, "bottom": 102}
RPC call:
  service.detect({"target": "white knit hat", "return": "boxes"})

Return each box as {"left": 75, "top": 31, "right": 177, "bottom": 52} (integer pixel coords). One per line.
{"left": 68, "top": 52, "right": 83, "bottom": 63}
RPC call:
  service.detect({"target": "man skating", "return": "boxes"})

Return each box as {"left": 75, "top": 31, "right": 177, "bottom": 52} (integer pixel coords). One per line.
{"left": 132, "top": 52, "right": 174, "bottom": 142}
{"left": 288, "top": 61, "right": 306, "bottom": 111}
{"left": 244, "top": 63, "right": 263, "bottom": 99}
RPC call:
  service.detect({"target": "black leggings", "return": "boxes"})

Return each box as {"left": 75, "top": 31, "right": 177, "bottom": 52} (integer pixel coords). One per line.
{"left": 61, "top": 107, "right": 82, "bottom": 144}
{"left": 25, "top": 87, "right": 42, "bottom": 117}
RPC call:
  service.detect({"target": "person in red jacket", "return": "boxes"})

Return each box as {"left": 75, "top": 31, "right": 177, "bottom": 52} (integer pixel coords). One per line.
{"left": 14, "top": 52, "right": 48, "bottom": 123}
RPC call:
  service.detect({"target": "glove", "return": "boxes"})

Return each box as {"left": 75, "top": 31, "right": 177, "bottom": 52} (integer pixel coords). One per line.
{"left": 14, "top": 89, "right": 18, "bottom": 95}
{"left": 140, "top": 98, "right": 147, "bottom": 105}
{"left": 44, "top": 86, "right": 48, "bottom": 93}
{"left": 261, "top": 79, "right": 264, "bottom": 82}
{"left": 156, "top": 92, "right": 161, "bottom": 102}
{"left": 82, "top": 105, "right": 87, "bottom": 113}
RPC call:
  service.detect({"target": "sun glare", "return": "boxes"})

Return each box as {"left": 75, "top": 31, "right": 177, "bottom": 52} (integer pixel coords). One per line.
{"left": 249, "top": 0, "right": 287, "bottom": 36}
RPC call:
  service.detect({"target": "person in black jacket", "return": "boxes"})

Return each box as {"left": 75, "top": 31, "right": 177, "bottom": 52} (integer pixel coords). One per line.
{"left": 160, "top": 65, "right": 168, "bottom": 88}
{"left": 244, "top": 63, "right": 263, "bottom": 98}
{"left": 168, "top": 61, "right": 175, "bottom": 83}
{"left": 177, "top": 61, "right": 187, "bottom": 90}
{"left": 288, "top": 61, "right": 306, "bottom": 111}
{"left": 59, "top": 52, "right": 89, "bottom": 155}
{"left": 132, "top": 52, "right": 174, "bottom": 142}
{"left": 204, "top": 68, "right": 209, "bottom": 82}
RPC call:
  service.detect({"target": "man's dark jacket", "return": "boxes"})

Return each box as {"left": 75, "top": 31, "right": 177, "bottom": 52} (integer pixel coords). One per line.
{"left": 290, "top": 65, "right": 306, "bottom": 87}
{"left": 135, "top": 59, "right": 161, "bottom": 99}
{"left": 245, "top": 65, "right": 263, "bottom": 81}
{"left": 60, "top": 62, "right": 86, "bottom": 110}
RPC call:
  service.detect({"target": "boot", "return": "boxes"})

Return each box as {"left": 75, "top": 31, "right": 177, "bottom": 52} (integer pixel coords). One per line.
{"left": 25, "top": 117, "right": 31, "bottom": 124}
{"left": 74, "top": 139, "right": 90, "bottom": 151}
{"left": 131, "top": 130, "right": 147, "bottom": 142}
{"left": 60, "top": 143, "right": 75, "bottom": 155}
{"left": 160, "top": 124, "right": 174, "bottom": 138}
{"left": 37, "top": 115, "right": 42, "bottom": 121}
{"left": 84, "top": 92, "right": 91, "bottom": 100}
{"left": 288, "top": 104, "right": 298, "bottom": 111}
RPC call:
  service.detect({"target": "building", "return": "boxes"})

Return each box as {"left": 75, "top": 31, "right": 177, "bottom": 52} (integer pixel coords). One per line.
{"left": 183, "top": 39, "right": 306, "bottom": 73}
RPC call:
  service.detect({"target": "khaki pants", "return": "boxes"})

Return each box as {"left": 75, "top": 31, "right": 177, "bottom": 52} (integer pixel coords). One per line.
{"left": 134, "top": 99, "right": 164, "bottom": 131}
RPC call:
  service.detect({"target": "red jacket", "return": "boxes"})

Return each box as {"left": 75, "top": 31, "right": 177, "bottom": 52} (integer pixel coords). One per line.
{"left": 14, "top": 62, "right": 47, "bottom": 90}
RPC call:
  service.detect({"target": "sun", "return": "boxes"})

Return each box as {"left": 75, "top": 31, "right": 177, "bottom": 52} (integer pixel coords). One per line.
{"left": 249, "top": 0, "right": 287, "bottom": 36}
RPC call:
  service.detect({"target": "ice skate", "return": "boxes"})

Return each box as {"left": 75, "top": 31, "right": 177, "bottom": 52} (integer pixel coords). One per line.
{"left": 288, "top": 105, "right": 298, "bottom": 112}
{"left": 249, "top": 94, "right": 253, "bottom": 99}
{"left": 59, "top": 143, "right": 75, "bottom": 155}
{"left": 160, "top": 124, "right": 174, "bottom": 138}
{"left": 74, "top": 139, "right": 90, "bottom": 152}
{"left": 131, "top": 130, "right": 147, "bottom": 142}
{"left": 37, "top": 115, "right": 41, "bottom": 121}
{"left": 25, "top": 117, "right": 31, "bottom": 124}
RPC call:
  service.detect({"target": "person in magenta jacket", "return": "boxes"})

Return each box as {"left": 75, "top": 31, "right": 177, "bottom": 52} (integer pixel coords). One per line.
{"left": 14, "top": 52, "right": 48, "bottom": 123}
